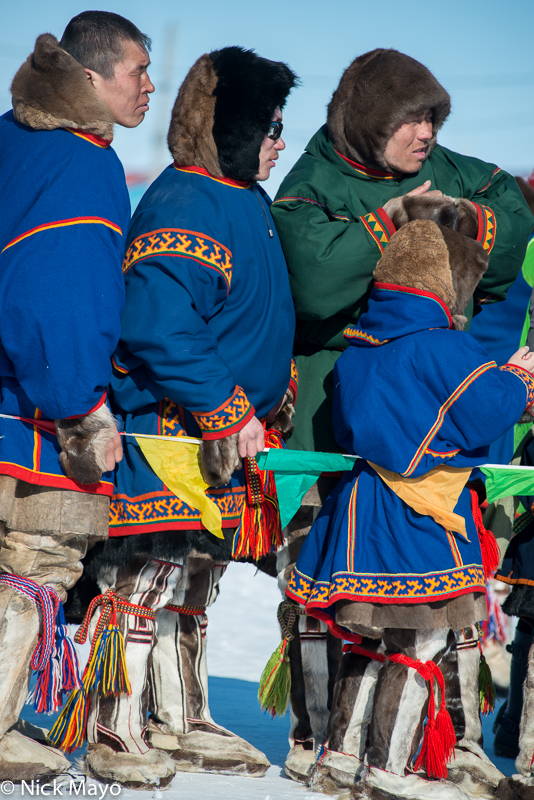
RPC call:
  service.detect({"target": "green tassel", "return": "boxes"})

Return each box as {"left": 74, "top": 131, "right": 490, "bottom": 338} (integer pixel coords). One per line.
{"left": 258, "top": 639, "right": 291, "bottom": 717}
{"left": 479, "top": 651, "right": 496, "bottom": 715}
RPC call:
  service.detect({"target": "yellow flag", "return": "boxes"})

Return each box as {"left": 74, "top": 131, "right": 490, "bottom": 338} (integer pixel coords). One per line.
{"left": 135, "top": 437, "right": 224, "bottom": 539}
{"left": 368, "top": 462, "right": 472, "bottom": 540}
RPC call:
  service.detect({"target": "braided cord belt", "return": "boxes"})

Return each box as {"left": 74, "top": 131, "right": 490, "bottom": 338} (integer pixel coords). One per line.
{"left": 165, "top": 603, "right": 207, "bottom": 615}
{"left": 75, "top": 588, "right": 156, "bottom": 664}
{"left": 0, "top": 573, "right": 60, "bottom": 670}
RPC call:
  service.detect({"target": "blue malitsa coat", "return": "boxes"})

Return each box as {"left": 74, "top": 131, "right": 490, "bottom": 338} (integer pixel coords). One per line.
{"left": 0, "top": 112, "right": 129, "bottom": 496}
{"left": 110, "top": 165, "right": 296, "bottom": 536}
{"left": 287, "top": 283, "right": 534, "bottom": 638}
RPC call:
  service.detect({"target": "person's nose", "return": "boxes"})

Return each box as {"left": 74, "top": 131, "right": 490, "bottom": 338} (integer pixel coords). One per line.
{"left": 274, "top": 136, "right": 286, "bottom": 152}
{"left": 144, "top": 72, "right": 155, "bottom": 95}
{"left": 417, "top": 120, "right": 432, "bottom": 141}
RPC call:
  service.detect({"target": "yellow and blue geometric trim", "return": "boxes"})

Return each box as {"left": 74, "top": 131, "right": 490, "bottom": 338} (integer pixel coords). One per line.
{"left": 287, "top": 563, "right": 486, "bottom": 606}
{"left": 122, "top": 227, "right": 233, "bottom": 291}
{"left": 2, "top": 217, "right": 122, "bottom": 253}
{"left": 500, "top": 364, "right": 534, "bottom": 407}
{"left": 403, "top": 361, "right": 497, "bottom": 476}
{"left": 360, "top": 208, "right": 396, "bottom": 254}
{"left": 192, "top": 386, "right": 254, "bottom": 440}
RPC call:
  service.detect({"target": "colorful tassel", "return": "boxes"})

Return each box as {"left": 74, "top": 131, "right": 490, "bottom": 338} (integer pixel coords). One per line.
{"left": 100, "top": 625, "right": 131, "bottom": 696}
{"left": 232, "top": 428, "right": 285, "bottom": 560}
{"left": 258, "top": 638, "right": 291, "bottom": 716}
{"left": 48, "top": 686, "right": 89, "bottom": 753}
{"left": 478, "top": 647, "right": 496, "bottom": 715}
{"left": 415, "top": 716, "right": 448, "bottom": 780}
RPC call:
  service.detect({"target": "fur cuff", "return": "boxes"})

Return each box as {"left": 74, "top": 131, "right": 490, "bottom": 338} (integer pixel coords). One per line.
{"left": 383, "top": 194, "right": 479, "bottom": 239}
{"left": 200, "top": 434, "right": 241, "bottom": 488}
{"left": 269, "top": 391, "right": 295, "bottom": 441}
{"left": 55, "top": 405, "right": 117, "bottom": 485}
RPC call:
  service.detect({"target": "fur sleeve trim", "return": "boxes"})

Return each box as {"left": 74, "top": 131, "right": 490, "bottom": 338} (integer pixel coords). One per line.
{"left": 192, "top": 386, "right": 255, "bottom": 440}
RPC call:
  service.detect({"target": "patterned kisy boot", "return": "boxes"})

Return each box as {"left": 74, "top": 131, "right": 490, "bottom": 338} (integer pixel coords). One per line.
{"left": 147, "top": 551, "right": 270, "bottom": 776}
{"left": 350, "top": 629, "right": 478, "bottom": 800}
{"left": 83, "top": 556, "right": 179, "bottom": 790}
{"left": 444, "top": 626, "right": 504, "bottom": 799}
{"left": 308, "top": 637, "right": 383, "bottom": 794}
{"left": 276, "top": 485, "right": 343, "bottom": 784}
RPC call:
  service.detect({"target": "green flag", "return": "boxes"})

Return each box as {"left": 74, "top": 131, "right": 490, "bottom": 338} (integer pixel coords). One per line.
{"left": 480, "top": 465, "right": 534, "bottom": 505}
{"left": 256, "top": 450, "right": 357, "bottom": 528}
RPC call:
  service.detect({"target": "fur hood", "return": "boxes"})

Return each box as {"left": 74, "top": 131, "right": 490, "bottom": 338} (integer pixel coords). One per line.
{"left": 327, "top": 49, "right": 450, "bottom": 172}
{"left": 168, "top": 46, "right": 298, "bottom": 182}
{"left": 11, "top": 33, "right": 115, "bottom": 140}
{"left": 374, "top": 220, "right": 488, "bottom": 330}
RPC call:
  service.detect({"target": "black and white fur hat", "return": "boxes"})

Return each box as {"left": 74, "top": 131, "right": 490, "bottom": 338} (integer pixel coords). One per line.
{"left": 167, "top": 46, "right": 298, "bottom": 182}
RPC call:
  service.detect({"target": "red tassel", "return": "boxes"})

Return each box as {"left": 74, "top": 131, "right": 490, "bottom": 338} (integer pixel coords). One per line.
{"left": 232, "top": 429, "right": 284, "bottom": 560}
{"left": 470, "top": 489, "right": 500, "bottom": 579}
{"left": 436, "top": 706, "right": 456, "bottom": 762}
{"left": 415, "top": 717, "right": 448, "bottom": 779}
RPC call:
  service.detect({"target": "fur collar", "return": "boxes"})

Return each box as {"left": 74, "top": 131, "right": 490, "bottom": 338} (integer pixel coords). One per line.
{"left": 168, "top": 46, "right": 298, "bottom": 182}
{"left": 11, "top": 34, "right": 114, "bottom": 140}
{"left": 327, "top": 49, "right": 450, "bottom": 172}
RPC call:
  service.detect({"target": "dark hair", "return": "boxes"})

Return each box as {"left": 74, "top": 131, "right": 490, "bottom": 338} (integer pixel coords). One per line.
{"left": 59, "top": 10, "right": 151, "bottom": 80}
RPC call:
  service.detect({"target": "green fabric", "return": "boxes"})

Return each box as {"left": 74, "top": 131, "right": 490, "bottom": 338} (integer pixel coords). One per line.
{"left": 272, "top": 125, "right": 534, "bottom": 453}
{"left": 256, "top": 449, "right": 356, "bottom": 528}
{"left": 514, "top": 238, "right": 534, "bottom": 451}
{"left": 481, "top": 465, "right": 534, "bottom": 505}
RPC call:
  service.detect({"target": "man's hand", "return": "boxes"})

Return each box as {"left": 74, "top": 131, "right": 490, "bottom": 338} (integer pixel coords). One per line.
{"left": 238, "top": 416, "right": 265, "bottom": 458}
{"left": 507, "top": 346, "right": 534, "bottom": 374}
{"left": 405, "top": 180, "right": 443, "bottom": 198}
{"left": 105, "top": 430, "right": 123, "bottom": 471}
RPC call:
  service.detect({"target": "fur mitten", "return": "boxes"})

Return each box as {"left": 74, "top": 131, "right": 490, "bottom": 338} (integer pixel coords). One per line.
{"left": 269, "top": 390, "right": 295, "bottom": 441}
{"left": 55, "top": 404, "right": 118, "bottom": 484}
{"left": 384, "top": 194, "right": 478, "bottom": 239}
{"left": 200, "top": 434, "right": 241, "bottom": 488}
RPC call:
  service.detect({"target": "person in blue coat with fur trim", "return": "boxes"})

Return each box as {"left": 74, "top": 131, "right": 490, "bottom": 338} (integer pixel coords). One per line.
{"left": 288, "top": 219, "right": 534, "bottom": 800}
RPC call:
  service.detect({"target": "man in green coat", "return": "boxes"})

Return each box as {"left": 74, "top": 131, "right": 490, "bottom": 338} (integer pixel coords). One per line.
{"left": 270, "top": 48, "right": 534, "bottom": 792}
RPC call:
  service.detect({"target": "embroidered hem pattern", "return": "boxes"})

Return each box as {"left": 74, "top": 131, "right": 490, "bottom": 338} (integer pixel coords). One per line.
{"left": 287, "top": 563, "right": 486, "bottom": 606}
{"left": 109, "top": 486, "right": 245, "bottom": 534}
{"left": 500, "top": 364, "right": 534, "bottom": 407}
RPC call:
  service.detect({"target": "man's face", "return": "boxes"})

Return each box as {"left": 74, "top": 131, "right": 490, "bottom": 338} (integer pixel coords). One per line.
{"left": 383, "top": 109, "right": 433, "bottom": 173}
{"left": 88, "top": 39, "right": 154, "bottom": 128}
{"left": 254, "top": 107, "right": 285, "bottom": 182}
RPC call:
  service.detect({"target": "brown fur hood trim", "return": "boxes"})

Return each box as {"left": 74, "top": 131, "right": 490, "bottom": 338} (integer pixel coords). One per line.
{"left": 11, "top": 34, "right": 114, "bottom": 140}
{"left": 327, "top": 49, "right": 450, "bottom": 171}
{"left": 374, "top": 220, "right": 488, "bottom": 329}
{"left": 168, "top": 46, "right": 298, "bottom": 182}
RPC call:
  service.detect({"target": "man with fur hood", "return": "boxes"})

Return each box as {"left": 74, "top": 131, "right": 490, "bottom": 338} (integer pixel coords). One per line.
{"left": 54, "top": 47, "right": 298, "bottom": 789}
{"left": 0, "top": 11, "right": 153, "bottom": 781}
{"left": 270, "top": 48, "right": 534, "bottom": 785}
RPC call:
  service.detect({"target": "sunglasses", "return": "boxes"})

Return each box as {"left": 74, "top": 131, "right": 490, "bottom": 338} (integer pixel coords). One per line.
{"left": 267, "top": 121, "right": 283, "bottom": 141}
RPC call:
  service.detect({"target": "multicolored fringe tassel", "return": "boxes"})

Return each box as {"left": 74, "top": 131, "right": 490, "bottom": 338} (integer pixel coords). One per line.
{"left": 49, "top": 588, "right": 155, "bottom": 752}
{"left": 232, "top": 428, "right": 285, "bottom": 560}
{"left": 470, "top": 489, "right": 500, "bottom": 579}
{"left": 0, "top": 574, "right": 81, "bottom": 714}
{"left": 258, "top": 600, "right": 301, "bottom": 716}
{"left": 345, "top": 643, "right": 455, "bottom": 779}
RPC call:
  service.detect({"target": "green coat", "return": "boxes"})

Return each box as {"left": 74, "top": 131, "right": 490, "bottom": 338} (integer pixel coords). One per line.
{"left": 272, "top": 124, "right": 534, "bottom": 453}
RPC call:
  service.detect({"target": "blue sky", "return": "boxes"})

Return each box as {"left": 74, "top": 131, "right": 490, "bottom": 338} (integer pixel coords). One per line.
{"left": 2, "top": 0, "right": 534, "bottom": 195}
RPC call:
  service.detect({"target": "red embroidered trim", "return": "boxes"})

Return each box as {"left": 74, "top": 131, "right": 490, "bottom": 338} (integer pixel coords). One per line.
{"left": 192, "top": 386, "right": 254, "bottom": 440}
{"left": 334, "top": 149, "right": 401, "bottom": 180}
{"left": 500, "top": 364, "right": 534, "bottom": 407}
{"left": 173, "top": 163, "right": 250, "bottom": 189}
{"left": 374, "top": 282, "right": 453, "bottom": 328}
{"left": 0, "top": 462, "right": 113, "bottom": 495}
{"left": 66, "top": 128, "right": 112, "bottom": 148}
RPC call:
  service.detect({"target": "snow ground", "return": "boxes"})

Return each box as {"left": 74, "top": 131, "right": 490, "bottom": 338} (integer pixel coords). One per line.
{"left": 15, "top": 562, "right": 516, "bottom": 799}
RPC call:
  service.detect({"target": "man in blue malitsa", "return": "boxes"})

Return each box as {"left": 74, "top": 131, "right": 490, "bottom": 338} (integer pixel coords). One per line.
{"left": 287, "top": 218, "right": 534, "bottom": 800}
{"left": 53, "top": 47, "right": 299, "bottom": 789}
{"left": 0, "top": 11, "right": 153, "bottom": 782}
